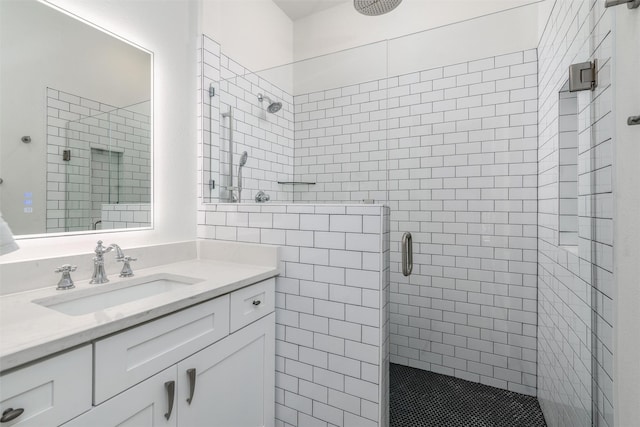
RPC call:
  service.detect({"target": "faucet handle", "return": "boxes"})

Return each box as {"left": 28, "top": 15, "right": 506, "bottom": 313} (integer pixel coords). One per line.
{"left": 94, "top": 240, "right": 113, "bottom": 256}
{"left": 55, "top": 264, "right": 77, "bottom": 290}
{"left": 55, "top": 264, "right": 77, "bottom": 273}
{"left": 118, "top": 256, "right": 137, "bottom": 278}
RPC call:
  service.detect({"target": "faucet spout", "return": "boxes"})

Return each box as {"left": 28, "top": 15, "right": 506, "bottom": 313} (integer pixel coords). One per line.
{"left": 110, "top": 244, "right": 125, "bottom": 260}
{"left": 89, "top": 240, "right": 125, "bottom": 284}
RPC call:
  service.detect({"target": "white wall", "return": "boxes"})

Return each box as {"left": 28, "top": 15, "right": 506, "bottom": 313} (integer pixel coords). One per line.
{"left": 293, "top": 0, "right": 541, "bottom": 62}
{"left": 291, "top": 3, "right": 541, "bottom": 95}
{"left": 1, "top": 0, "right": 199, "bottom": 263}
{"left": 536, "top": 0, "right": 554, "bottom": 44}
{"left": 201, "top": 0, "right": 294, "bottom": 74}
{"left": 0, "top": 0, "right": 150, "bottom": 235}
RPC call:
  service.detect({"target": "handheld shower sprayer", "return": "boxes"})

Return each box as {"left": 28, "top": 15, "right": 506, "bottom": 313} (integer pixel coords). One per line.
{"left": 237, "top": 151, "right": 248, "bottom": 203}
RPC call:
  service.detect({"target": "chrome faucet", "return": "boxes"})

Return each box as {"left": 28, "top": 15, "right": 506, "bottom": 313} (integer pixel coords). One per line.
{"left": 255, "top": 190, "right": 270, "bottom": 203}
{"left": 55, "top": 264, "right": 77, "bottom": 290}
{"left": 118, "top": 256, "right": 137, "bottom": 277}
{"left": 90, "top": 241, "right": 124, "bottom": 284}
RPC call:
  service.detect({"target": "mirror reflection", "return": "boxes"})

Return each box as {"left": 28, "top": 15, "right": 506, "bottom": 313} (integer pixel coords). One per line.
{"left": 0, "top": 0, "right": 152, "bottom": 236}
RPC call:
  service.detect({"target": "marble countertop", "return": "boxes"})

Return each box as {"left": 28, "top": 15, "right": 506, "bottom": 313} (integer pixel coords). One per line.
{"left": 0, "top": 256, "right": 279, "bottom": 372}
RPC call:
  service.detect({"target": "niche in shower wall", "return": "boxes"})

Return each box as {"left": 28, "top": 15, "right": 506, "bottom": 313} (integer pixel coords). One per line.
{"left": 557, "top": 81, "right": 578, "bottom": 247}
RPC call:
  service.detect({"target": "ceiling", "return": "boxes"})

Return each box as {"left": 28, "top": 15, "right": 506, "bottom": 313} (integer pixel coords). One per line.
{"left": 272, "top": 0, "right": 350, "bottom": 21}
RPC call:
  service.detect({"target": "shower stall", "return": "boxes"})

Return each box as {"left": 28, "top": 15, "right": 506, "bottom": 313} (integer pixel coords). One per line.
{"left": 54, "top": 100, "right": 152, "bottom": 232}
{"left": 198, "top": 1, "right": 615, "bottom": 425}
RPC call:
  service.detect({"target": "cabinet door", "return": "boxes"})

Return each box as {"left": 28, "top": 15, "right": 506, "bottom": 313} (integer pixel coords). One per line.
{"left": 0, "top": 346, "right": 92, "bottom": 427}
{"left": 62, "top": 367, "right": 177, "bottom": 427}
{"left": 94, "top": 296, "right": 230, "bottom": 404}
{"left": 177, "top": 312, "right": 275, "bottom": 427}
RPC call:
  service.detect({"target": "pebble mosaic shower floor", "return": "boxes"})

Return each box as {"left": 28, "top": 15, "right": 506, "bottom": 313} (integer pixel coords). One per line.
{"left": 390, "top": 364, "right": 547, "bottom": 427}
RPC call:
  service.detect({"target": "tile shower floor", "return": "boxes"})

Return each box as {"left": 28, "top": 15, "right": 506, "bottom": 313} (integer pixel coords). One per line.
{"left": 390, "top": 364, "right": 547, "bottom": 427}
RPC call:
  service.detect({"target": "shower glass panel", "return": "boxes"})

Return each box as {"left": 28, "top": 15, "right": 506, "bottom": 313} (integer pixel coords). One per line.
{"left": 201, "top": 36, "right": 389, "bottom": 204}
{"left": 63, "top": 101, "right": 151, "bottom": 231}
{"left": 385, "top": 21, "right": 542, "bottom": 403}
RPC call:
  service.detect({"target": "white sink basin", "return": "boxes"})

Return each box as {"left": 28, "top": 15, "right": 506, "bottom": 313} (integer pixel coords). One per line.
{"left": 33, "top": 274, "right": 204, "bottom": 316}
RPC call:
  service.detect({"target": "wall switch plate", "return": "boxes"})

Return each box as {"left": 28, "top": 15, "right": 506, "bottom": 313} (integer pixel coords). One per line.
{"left": 569, "top": 60, "right": 597, "bottom": 92}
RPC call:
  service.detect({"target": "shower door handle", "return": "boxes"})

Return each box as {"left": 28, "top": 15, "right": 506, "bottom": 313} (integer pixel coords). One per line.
{"left": 402, "top": 232, "right": 413, "bottom": 277}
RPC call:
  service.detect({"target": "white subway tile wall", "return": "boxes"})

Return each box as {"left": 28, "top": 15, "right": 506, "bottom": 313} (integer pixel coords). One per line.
{"left": 100, "top": 203, "right": 151, "bottom": 230}
{"left": 46, "top": 88, "right": 150, "bottom": 232}
{"left": 199, "top": 25, "right": 613, "bottom": 425}
{"left": 200, "top": 35, "right": 295, "bottom": 204}
{"left": 293, "top": 50, "right": 540, "bottom": 396}
{"left": 537, "top": 1, "right": 613, "bottom": 426}
{"left": 197, "top": 204, "right": 390, "bottom": 427}
{"left": 292, "top": 80, "right": 389, "bottom": 203}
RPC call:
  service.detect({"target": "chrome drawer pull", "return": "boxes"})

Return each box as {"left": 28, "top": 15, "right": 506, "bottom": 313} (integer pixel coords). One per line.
{"left": 252, "top": 300, "right": 261, "bottom": 306}
{"left": 186, "top": 368, "right": 196, "bottom": 404}
{"left": 1, "top": 408, "right": 24, "bottom": 423}
{"left": 164, "top": 381, "right": 175, "bottom": 420}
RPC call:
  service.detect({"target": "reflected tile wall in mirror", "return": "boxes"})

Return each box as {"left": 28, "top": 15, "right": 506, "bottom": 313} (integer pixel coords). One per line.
{"left": 0, "top": 0, "right": 152, "bottom": 236}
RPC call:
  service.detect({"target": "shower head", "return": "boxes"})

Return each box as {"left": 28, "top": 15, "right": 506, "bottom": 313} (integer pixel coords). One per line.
{"left": 354, "top": 0, "right": 402, "bottom": 16}
{"left": 267, "top": 102, "right": 282, "bottom": 113}
{"left": 257, "top": 93, "right": 282, "bottom": 113}
{"left": 239, "top": 151, "right": 248, "bottom": 167}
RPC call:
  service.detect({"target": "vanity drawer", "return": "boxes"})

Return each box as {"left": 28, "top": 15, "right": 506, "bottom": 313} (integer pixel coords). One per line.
{"left": 0, "top": 345, "right": 92, "bottom": 426}
{"left": 94, "top": 296, "right": 230, "bottom": 404}
{"left": 230, "top": 278, "right": 275, "bottom": 332}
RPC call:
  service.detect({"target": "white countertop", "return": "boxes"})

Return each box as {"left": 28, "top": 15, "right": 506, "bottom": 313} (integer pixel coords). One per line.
{"left": 0, "top": 249, "right": 279, "bottom": 372}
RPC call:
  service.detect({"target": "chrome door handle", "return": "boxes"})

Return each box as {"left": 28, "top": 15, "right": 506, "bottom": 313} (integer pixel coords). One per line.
{"left": 186, "top": 368, "right": 196, "bottom": 404}
{"left": 402, "top": 232, "right": 413, "bottom": 277}
{"left": 164, "top": 380, "right": 175, "bottom": 420}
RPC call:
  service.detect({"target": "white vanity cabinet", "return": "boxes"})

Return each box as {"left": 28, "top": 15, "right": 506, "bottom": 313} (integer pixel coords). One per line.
{"left": 93, "top": 296, "right": 231, "bottom": 404}
{"left": 0, "top": 346, "right": 92, "bottom": 426}
{"left": 177, "top": 313, "right": 275, "bottom": 427}
{"left": 62, "top": 278, "right": 275, "bottom": 427}
{"left": 62, "top": 367, "right": 178, "bottom": 427}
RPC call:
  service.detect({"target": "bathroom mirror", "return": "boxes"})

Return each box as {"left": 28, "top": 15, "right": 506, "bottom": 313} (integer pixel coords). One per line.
{"left": 0, "top": 0, "right": 152, "bottom": 236}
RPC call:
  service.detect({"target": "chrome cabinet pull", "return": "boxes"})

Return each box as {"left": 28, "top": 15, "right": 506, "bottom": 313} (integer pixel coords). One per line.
{"left": 164, "top": 381, "right": 175, "bottom": 420}
{"left": 628, "top": 115, "right": 640, "bottom": 126}
{"left": 604, "top": 0, "right": 640, "bottom": 9}
{"left": 1, "top": 408, "right": 24, "bottom": 423}
{"left": 186, "top": 368, "right": 196, "bottom": 405}
{"left": 252, "top": 300, "right": 261, "bottom": 306}
{"left": 402, "top": 232, "right": 413, "bottom": 277}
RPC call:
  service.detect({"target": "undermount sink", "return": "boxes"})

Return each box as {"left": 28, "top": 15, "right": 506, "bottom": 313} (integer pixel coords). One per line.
{"left": 33, "top": 274, "right": 204, "bottom": 316}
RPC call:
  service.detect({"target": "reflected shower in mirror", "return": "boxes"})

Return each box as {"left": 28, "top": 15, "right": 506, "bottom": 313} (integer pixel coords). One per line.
{"left": 0, "top": 0, "right": 152, "bottom": 236}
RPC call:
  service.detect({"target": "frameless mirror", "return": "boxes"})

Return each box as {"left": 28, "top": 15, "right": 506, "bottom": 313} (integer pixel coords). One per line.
{"left": 0, "top": 0, "right": 152, "bottom": 236}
